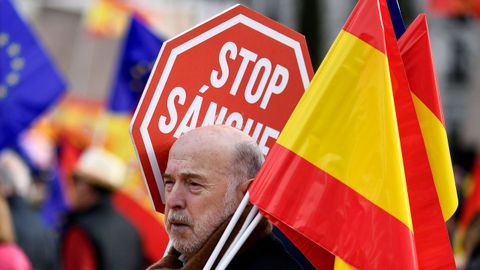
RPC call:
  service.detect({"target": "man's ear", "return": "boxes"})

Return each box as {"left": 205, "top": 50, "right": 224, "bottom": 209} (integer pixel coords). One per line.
{"left": 238, "top": 178, "right": 254, "bottom": 196}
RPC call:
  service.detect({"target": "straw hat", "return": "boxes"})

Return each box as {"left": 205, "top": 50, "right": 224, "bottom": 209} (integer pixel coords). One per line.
{"left": 73, "top": 147, "right": 126, "bottom": 190}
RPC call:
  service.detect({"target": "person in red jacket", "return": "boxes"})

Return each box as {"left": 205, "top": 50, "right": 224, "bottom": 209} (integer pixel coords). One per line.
{"left": 61, "top": 147, "right": 144, "bottom": 270}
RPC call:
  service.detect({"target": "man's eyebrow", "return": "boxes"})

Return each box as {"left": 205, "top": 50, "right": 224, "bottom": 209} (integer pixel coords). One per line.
{"left": 162, "top": 172, "right": 205, "bottom": 180}
{"left": 181, "top": 172, "right": 205, "bottom": 180}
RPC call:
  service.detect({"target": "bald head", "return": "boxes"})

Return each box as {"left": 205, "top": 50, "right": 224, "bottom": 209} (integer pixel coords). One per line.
{"left": 163, "top": 125, "right": 264, "bottom": 257}
{"left": 173, "top": 125, "right": 255, "bottom": 156}
{"left": 171, "top": 125, "right": 263, "bottom": 183}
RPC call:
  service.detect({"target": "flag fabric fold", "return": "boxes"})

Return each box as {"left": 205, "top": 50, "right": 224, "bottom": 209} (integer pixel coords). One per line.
{"left": 0, "top": 0, "right": 66, "bottom": 150}
{"left": 108, "top": 17, "right": 164, "bottom": 113}
{"left": 398, "top": 14, "right": 458, "bottom": 222}
{"left": 249, "top": 0, "right": 419, "bottom": 268}
{"left": 385, "top": 9, "right": 456, "bottom": 270}
{"left": 250, "top": 0, "right": 459, "bottom": 268}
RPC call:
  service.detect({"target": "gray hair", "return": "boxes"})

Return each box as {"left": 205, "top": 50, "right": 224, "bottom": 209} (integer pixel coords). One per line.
{"left": 221, "top": 140, "right": 264, "bottom": 214}
{"left": 230, "top": 140, "right": 265, "bottom": 188}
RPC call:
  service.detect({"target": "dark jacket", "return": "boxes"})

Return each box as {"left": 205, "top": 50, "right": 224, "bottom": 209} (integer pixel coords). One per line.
{"left": 63, "top": 195, "right": 144, "bottom": 270}
{"left": 226, "top": 233, "right": 303, "bottom": 270}
{"left": 8, "top": 195, "right": 58, "bottom": 270}
{"left": 148, "top": 205, "right": 302, "bottom": 270}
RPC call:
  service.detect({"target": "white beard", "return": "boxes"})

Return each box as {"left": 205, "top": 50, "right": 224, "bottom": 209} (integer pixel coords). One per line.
{"left": 166, "top": 189, "right": 240, "bottom": 257}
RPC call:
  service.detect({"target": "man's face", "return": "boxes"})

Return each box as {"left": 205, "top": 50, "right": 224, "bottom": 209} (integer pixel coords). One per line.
{"left": 71, "top": 175, "right": 101, "bottom": 211}
{"left": 163, "top": 132, "right": 239, "bottom": 257}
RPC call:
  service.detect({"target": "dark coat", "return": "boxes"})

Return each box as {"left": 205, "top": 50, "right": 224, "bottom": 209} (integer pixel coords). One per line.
{"left": 8, "top": 195, "right": 58, "bottom": 270}
{"left": 148, "top": 205, "right": 302, "bottom": 270}
{"left": 63, "top": 195, "right": 144, "bottom": 270}
{"left": 226, "top": 233, "right": 303, "bottom": 270}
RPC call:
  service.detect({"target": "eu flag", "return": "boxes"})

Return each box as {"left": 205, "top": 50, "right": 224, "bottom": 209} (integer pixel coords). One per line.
{"left": 0, "top": 0, "right": 66, "bottom": 150}
{"left": 108, "top": 17, "right": 164, "bottom": 113}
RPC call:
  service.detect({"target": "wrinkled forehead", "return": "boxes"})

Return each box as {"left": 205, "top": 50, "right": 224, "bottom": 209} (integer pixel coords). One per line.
{"left": 166, "top": 131, "right": 234, "bottom": 175}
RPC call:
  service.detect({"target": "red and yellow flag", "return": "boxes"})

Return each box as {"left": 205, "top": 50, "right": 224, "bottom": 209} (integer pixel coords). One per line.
{"left": 396, "top": 14, "right": 457, "bottom": 269}
{"left": 249, "top": 0, "right": 418, "bottom": 268}
{"left": 399, "top": 15, "right": 458, "bottom": 223}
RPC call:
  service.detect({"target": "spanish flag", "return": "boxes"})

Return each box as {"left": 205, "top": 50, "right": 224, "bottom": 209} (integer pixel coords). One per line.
{"left": 249, "top": 0, "right": 418, "bottom": 268}
{"left": 398, "top": 14, "right": 458, "bottom": 224}
{"left": 397, "top": 14, "right": 457, "bottom": 269}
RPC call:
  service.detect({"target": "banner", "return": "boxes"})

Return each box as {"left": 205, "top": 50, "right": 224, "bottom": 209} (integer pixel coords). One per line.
{"left": 0, "top": 0, "right": 66, "bottom": 150}
{"left": 108, "top": 17, "right": 164, "bottom": 113}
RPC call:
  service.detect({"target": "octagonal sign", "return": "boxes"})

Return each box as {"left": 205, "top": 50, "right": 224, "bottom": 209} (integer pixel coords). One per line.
{"left": 130, "top": 4, "right": 313, "bottom": 212}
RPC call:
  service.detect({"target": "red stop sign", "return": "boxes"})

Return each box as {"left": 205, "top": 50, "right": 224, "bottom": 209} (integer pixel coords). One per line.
{"left": 130, "top": 4, "right": 313, "bottom": 212}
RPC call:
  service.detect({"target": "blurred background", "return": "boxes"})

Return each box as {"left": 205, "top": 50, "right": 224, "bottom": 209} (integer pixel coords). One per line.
{"left": 10, "top": 0, "right": 480, "bottom": 146}
{"left": 1, "top": 0, "right": 480, "bottom": 269}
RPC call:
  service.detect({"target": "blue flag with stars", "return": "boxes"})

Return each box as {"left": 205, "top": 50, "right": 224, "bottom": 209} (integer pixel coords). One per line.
{"left": 0, "top": 0, "right": 66, "bottom": 150}
{"left": 108, "top": 17, "right": 164, "bottom": 113}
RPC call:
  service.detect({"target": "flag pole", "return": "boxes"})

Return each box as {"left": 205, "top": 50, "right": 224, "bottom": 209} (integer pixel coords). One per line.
{"left": 163, "top": 240, "right": 172, "bottom": 257}
{"left": 203, "top": 192, "right": 250, "bottom": 270}
{"left": 215, "top": 212, "right": 263, "bottom": 270}
{"left": 219, "top": 206, "right": 259, "bottom": 263}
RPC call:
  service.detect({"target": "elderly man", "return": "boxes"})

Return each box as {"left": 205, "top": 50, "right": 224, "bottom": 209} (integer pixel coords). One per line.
{"left": 148, "top": 125, "right": 301, "bottom": 269}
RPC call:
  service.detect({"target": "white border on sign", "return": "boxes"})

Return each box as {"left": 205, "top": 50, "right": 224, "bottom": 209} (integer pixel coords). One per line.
{"left": 129, "top": 5, "right": 241, "bottom": 208}
{"left": 138, "top": 14, "right": 311, "bottom": 204}
{"left": 129, "top": 43, "right": 167, "bottom": 208}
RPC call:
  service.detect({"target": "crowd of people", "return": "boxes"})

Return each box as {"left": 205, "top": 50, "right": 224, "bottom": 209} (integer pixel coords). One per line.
{"left": 1, "top": 123, "right": 480, "bottom": 269}
{"left": 0, "top": 144, "right": 152, "bottom": 270}
{"left": 0, "top": 124, "right": 316, "bottom": 270}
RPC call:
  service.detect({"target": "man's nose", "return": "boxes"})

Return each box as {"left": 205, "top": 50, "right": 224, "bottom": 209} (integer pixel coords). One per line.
{"left": 165, "top": 182, "right": 186, "bottom": 210}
